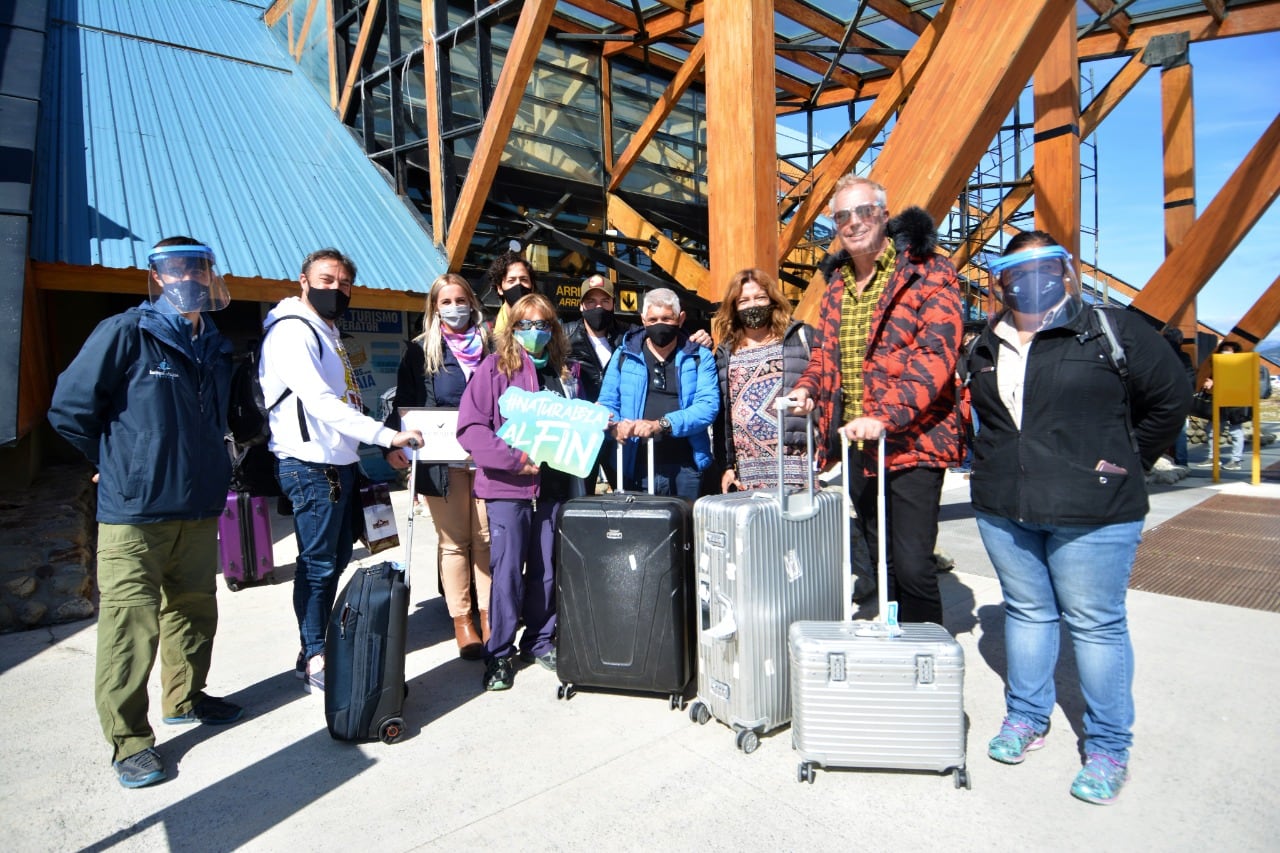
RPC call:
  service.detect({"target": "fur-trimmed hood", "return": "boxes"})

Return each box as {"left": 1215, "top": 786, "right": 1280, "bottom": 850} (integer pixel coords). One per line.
{"left": 818, "top": 205, "right": 939, "bottom": 277}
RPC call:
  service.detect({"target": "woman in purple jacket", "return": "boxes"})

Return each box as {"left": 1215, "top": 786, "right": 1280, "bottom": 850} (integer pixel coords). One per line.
{"left": 457, "top": 293, "right": 578, "bottom": 692}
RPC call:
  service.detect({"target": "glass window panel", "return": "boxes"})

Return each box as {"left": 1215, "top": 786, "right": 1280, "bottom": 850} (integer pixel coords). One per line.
{"left": 402, "top": 58, "right": 428, "bottom": 144}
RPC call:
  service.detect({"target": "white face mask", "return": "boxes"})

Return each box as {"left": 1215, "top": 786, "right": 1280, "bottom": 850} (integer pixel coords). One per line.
{"left": 438, "top": 304, "right": 472, "bottom": 331}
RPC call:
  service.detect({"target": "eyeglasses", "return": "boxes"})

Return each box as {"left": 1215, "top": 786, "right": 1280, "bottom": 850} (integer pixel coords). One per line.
{"left": 513, "top": 319, "right": 552, "bottom": 331}
{"left": 324, "top": 467, "right": 342, "bottom": 504}
{"left": 832, "top": 203, "right": 883, "bottom": 227}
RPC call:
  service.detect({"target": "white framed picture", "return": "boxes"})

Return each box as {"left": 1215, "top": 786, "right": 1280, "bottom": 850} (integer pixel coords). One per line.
{"left": 398, "top": 407, "right": 468, "bottom": 463}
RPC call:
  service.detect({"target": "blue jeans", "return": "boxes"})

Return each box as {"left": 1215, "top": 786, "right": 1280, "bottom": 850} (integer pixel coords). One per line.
{"left": 277, "top": 457, "right": 356, "bottom": 659}
{"left": 628, "top": 462, "right": 701, "bottom": 502}
{"left": 976, "top": 511, "right": 1142, "bottom": 763}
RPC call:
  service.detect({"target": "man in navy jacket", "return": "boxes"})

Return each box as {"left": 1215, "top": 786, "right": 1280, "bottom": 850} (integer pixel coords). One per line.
{"left": 49, "top": 236, "right": 244, "bottom": 789}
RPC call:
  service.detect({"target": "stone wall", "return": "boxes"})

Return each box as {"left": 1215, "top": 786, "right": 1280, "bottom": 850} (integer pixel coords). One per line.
{"left": 0, "top": 465, "right": 96, "bottom": 633}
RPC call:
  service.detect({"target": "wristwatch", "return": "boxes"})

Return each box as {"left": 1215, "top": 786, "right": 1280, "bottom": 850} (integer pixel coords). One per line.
{"left": 657, "top": 416, "right": 672, "bottom": 435}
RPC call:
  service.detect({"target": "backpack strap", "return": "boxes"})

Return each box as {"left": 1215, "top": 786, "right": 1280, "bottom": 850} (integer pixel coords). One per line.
{"left": 1090, "top": 307, "right": 1139, "bottom": 454}
{"left": 263, "top": 317, "right": 326, "bottom": 442}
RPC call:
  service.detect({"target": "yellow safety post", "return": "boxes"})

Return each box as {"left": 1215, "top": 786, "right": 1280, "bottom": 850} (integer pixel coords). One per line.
{"left": 1210, "top": 351, "right": 1263, "bottom": 485}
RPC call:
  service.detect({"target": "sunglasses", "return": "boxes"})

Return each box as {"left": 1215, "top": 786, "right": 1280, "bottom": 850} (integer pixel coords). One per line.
{"left": 651, "top": 364, "right": 668, "bottom": 391}
{"left": 832, "top": 203, "right": 883, "bottom": 226}
{"left": 324, "top": 467, "right": 342, "bottom": 504}
{"left": 513, "top": 319, "right": 552, "bottom": 331}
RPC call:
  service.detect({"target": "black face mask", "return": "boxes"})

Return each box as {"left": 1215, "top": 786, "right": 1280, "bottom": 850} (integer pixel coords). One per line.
{"left": 582, "top": 307, "right": 613, "bottom": 333}
{"left": 309, "top": 288, "right": 351, "bottom": 321}
{"left": 737, "top": 305, "right": 772, "bottom": 329}
{"left": 501, "top": 285, "right": 531, "bottom": 308}
{"left": 646, "top": 323, "right": 679, "bottom": 348}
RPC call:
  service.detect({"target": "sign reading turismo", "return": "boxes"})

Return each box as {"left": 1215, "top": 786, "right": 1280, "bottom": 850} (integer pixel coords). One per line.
{"left": 496, "top": 388, "right": 611, "bottom": 478}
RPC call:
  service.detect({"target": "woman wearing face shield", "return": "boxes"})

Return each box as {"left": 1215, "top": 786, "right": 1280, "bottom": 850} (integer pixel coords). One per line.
{"left": 384, "top": 274, "right": 494, "bottom": 660}
{"left": 965, "top": 231, "right": 1189, "bottom": 805}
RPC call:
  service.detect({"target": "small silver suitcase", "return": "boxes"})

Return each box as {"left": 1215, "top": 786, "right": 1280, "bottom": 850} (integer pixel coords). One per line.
{"left": 688, "top": 406, "right": 844, "bottom": 753}
{"left": 789, "top": 435, "right": 969, "bottom": 787}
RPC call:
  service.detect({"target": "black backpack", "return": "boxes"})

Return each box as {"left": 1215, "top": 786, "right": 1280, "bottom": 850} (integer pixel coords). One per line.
{"left": 227, "top": 317, "right": 323, "bottom": 447}
{"left": 226, "top": 317, "right": 324, "bottom": 496}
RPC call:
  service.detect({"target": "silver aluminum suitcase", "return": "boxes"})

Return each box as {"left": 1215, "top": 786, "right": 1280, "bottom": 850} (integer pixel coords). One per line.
{"left": 688, "top": 406, "right": 843, "bottom": 753}
{"left": 789, "top": 435, "right": 969, "bottom": 787}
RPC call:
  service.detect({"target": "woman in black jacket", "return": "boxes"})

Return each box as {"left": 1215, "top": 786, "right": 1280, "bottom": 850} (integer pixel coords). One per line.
{"left": 385, "top": 273, "right": 494, "bottom": 659}
{"left": 710, "top": 269, "right": 814, "bottom": 493}
{"left": 968, "top": 231, "right": 1189, "bottom": 805}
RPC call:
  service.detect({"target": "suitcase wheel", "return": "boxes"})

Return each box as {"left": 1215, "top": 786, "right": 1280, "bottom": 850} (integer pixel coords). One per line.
{"left": 954, "top": 767, "right": 971, "bottom": 790}
{"left": 556, "top": 683, "right": 576, "bottom": 701}
{"left": 378, "top": 718, "right": 405, "bottom": 744}
{"left": 667, "top": 694, "right": 686, "bottom": 712}
{"left": 797, "top": 762, "right": 816, "bottom": 784}
{"left": 225, "top": 579, "right": 242, "bottom": 592}
{"left": 735, "top": 729, "right": 760, "bottom": 755}
{"left": 689, "top": 701, "right": 711, "bottom": 726}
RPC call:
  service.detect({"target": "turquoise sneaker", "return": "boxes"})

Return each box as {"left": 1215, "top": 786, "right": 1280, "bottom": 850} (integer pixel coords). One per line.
{"left": 1071, "top": 753, "right": 1128, "bottom": 805}
{"left": 987, "top": 718, "right": 1047, "bottom": 764}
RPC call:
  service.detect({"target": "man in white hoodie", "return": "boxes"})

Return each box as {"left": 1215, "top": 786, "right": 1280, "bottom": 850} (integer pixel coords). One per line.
{"left": 259, "top": 248, "right": 421, "bottom": 692}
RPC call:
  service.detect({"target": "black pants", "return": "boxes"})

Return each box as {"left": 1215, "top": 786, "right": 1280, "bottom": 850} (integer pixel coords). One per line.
{"left": 847, "top": 446, "right": 946, "bottom": 625}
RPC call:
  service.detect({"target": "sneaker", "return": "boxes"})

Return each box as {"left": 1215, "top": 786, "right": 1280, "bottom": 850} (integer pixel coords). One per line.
{"left": 306, "top": 655, "right": 325, "bottom": 693}
{"left": 1223, "top": 460, "right": 1242, "bottom": 471}
{"left": 519, "top": 648, "right": 557, "bottom": 672}
{"left": 163, "top": 693, "right": 244, "bottom": 725}
{"left": 113, "top": 747, "right": 166, "bottom": 789}
{"left": 987, "top": 718, "right": 1047, "bottom": 764}
{"left": 1070, "top": 753, "right": 1129, "bottom": 805}
{"left": 294, "top": 650, "right": 306, "bottom": 680}
{"left": 483, "top": 656, "right": 514, "bottom": 691}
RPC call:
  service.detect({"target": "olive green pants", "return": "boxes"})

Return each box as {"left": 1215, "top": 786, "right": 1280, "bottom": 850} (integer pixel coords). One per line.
{"left": 95, "top": 519, "right": 219, "bottom": 761}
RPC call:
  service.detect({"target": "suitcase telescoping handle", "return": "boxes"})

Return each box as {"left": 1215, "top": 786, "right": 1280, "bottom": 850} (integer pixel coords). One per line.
{"left": 772, "top": 397, "right": 819, "bottom": 520}
{"left": 840, "top": 431, "right": 900, "bottom": 636}
{"left": 401, "top": 437, "right": 422, "bottom": 589}
{"left": 614, "top": 434, "right": 657, "bottom": 495}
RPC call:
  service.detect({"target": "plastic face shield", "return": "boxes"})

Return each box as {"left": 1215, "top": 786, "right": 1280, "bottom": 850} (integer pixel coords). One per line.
{"left": 147, "top": 244, "right": 231, "bottom": 313}
{"left": 987, "top": 245, "right": 1081, "bottom": 331}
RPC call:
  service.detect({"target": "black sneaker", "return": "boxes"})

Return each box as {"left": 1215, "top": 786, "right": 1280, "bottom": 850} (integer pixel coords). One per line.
{"left": 483, "top": 656, "right": 514, "bottom": 691}
{"left": 113, "top": 747, "right": 166, "bottom": 789}
{"left": 163, "top": 693, "right": 244, "bottom": 725}
{"left": 294, "top": 650, "right": 306, "bottom": 680}
{"left": 519, "top": 649, "right": 557, "bottom": 672}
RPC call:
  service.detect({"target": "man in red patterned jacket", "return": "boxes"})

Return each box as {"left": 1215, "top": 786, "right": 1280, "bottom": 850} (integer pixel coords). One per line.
{"left": 792, "top": 175, "right": 963, "bottom": 625}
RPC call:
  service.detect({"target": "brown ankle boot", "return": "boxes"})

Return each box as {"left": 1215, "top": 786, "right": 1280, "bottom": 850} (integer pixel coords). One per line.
{"left": 479, "top": 609, "right": 491, "bottom": 644}
{"left": 453, "top": 615, "right": 483, "bottom": 660}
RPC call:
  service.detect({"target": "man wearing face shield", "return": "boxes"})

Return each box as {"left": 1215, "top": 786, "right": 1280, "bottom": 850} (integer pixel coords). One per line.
{"left": 48, "top": 236, "right": 242, "bottom": 789}
{"left": 964, "top": 231, "right": 1189, "bottom": 804}
{"left": 598, "top": 287, "right": 719, "bottom": 501}
{"left": 259, "top": 248, "right": 423, "bottom": 693}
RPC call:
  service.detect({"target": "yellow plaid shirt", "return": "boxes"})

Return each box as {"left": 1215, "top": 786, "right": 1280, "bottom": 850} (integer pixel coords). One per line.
{"left": 838, "top": 241, "right": 895, "bottom": 422}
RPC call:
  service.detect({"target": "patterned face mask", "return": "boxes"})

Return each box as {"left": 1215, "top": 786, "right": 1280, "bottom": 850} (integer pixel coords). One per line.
{"left": 737, "top": 305, "right": 772, "bottom": 329}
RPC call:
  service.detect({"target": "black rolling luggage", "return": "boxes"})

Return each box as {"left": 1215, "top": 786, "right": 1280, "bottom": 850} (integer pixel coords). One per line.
{"left": 553, "top": 441, "right": 695, "bottom": 708}
{"left": 324, "top": 446, "right": 420, "bottom": 743}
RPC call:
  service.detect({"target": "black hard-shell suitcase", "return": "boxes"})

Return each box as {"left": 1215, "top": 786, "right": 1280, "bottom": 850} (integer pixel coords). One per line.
{"left": 553, "top": 441, "right": 695, "bottom": 707}
{"left": 324, "top": 445, "right": 420, "bottom": 743}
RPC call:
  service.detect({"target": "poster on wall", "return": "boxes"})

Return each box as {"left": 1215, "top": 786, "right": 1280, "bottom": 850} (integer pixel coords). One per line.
{"left": 338, "top": 308, "right": 411, "bottom": 482}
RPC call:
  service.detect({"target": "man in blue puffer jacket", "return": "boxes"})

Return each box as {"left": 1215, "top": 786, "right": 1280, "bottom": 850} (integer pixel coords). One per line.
{"left": 48, "top": 236, "right": 243, "bottom": 790}
{"left": 598, "top": 287, "right": 719, "bottom": 500}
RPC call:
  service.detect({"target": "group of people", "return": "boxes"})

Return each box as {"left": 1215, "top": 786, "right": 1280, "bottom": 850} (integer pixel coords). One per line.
{"left": 49, "top": 172, "right": 1193, "bottom": 806}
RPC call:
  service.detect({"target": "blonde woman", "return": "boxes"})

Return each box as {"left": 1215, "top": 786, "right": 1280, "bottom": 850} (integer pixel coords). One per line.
{"left": 385, "top": 273, "right": 493, "bottom": 659}
{"left": 457, "top": 293, "right": 578, "bottom": 691}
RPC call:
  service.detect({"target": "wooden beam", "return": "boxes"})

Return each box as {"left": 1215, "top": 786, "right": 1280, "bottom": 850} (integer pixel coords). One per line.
{"left": 704, "top": 0, "right": 776, "bottom": 301}
{"left": 608, "top": 40, "right": 706, "bottom": 192}
{"left": 1130, "top": 114, "right": 1280, "bottom": 322}
{"left": 774, "top": 0, "right": 901, "bottom": 71}
{"left": 327, "top": 0, "right": 338, "bottom": 109}
{"left": 1078, "top": 3, "right": 1280, "bottom": 60}
{"left": 1161, "top": 61, "right": 1196, "bottom": 256}
{"left": 422, "top": 2, "right": 446, "bottom": 247}
{"left": 600, "top": 53, "right": 615, "bottom": 174}
{"left": 1081, "top": 0, "right": 1132, "bottom": 38}
{"left": 870, "top": 0, "right": 1075, "bottom": 221}
{"left": 603, "top": 3, "right": 705, "bottom": 56}
{"left": 865, "top": 0, "right": 930, "bottom": 36}
{"left": 1033, "top": 12, "right": 1080, "bottom": 262}
{"left": 564, "top": 0, "right": 641, "bottom": 30}
{"left": 777, "top": 1, "right": 952, "bottom": 258}
{"left": 606, "top": 194, "right": 709, "bottom": 293}
{"left": 30, "top": 263, "right": 430, "bottom": 312}
{"left": 1201, "top": 0, "right": 1227, "bottom": 24}
{"left": 292, "top": 0, "right": 319, "bottom": 63}
{"left": 265, "top": 0, "right": 292, "bottom": 28}
{"left": 444, "top": 0, "right": 556, "bottom": 269}
{"left": 338, "top": 0, "right": 383, "bottom": 124}
{"left": 1225, "top": 273, "right": 1280, "bottom": 348}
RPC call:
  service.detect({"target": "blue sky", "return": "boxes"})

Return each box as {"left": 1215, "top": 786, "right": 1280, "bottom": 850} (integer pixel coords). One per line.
{"left": 1093, "top": 32, "right": 1280, "bottom": 343}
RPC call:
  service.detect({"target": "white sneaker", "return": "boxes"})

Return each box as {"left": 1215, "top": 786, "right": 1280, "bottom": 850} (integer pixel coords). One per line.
{"left": 305, "top": 654, "right": 325, "bottom": 693}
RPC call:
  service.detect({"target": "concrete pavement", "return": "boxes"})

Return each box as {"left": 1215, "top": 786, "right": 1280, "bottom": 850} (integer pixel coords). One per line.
{"left": 1, "top": 442, "right": 1277, "bottom": 852}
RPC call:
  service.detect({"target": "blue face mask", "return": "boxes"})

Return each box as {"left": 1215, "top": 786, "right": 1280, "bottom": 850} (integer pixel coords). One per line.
{"left": 514, "top": 328, "right": 551, "bottom": 355}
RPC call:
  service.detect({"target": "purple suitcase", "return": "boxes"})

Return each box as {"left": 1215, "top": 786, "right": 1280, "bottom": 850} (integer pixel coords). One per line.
{"left": 218, "top": 491, "right": 276, "bottom": 590}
